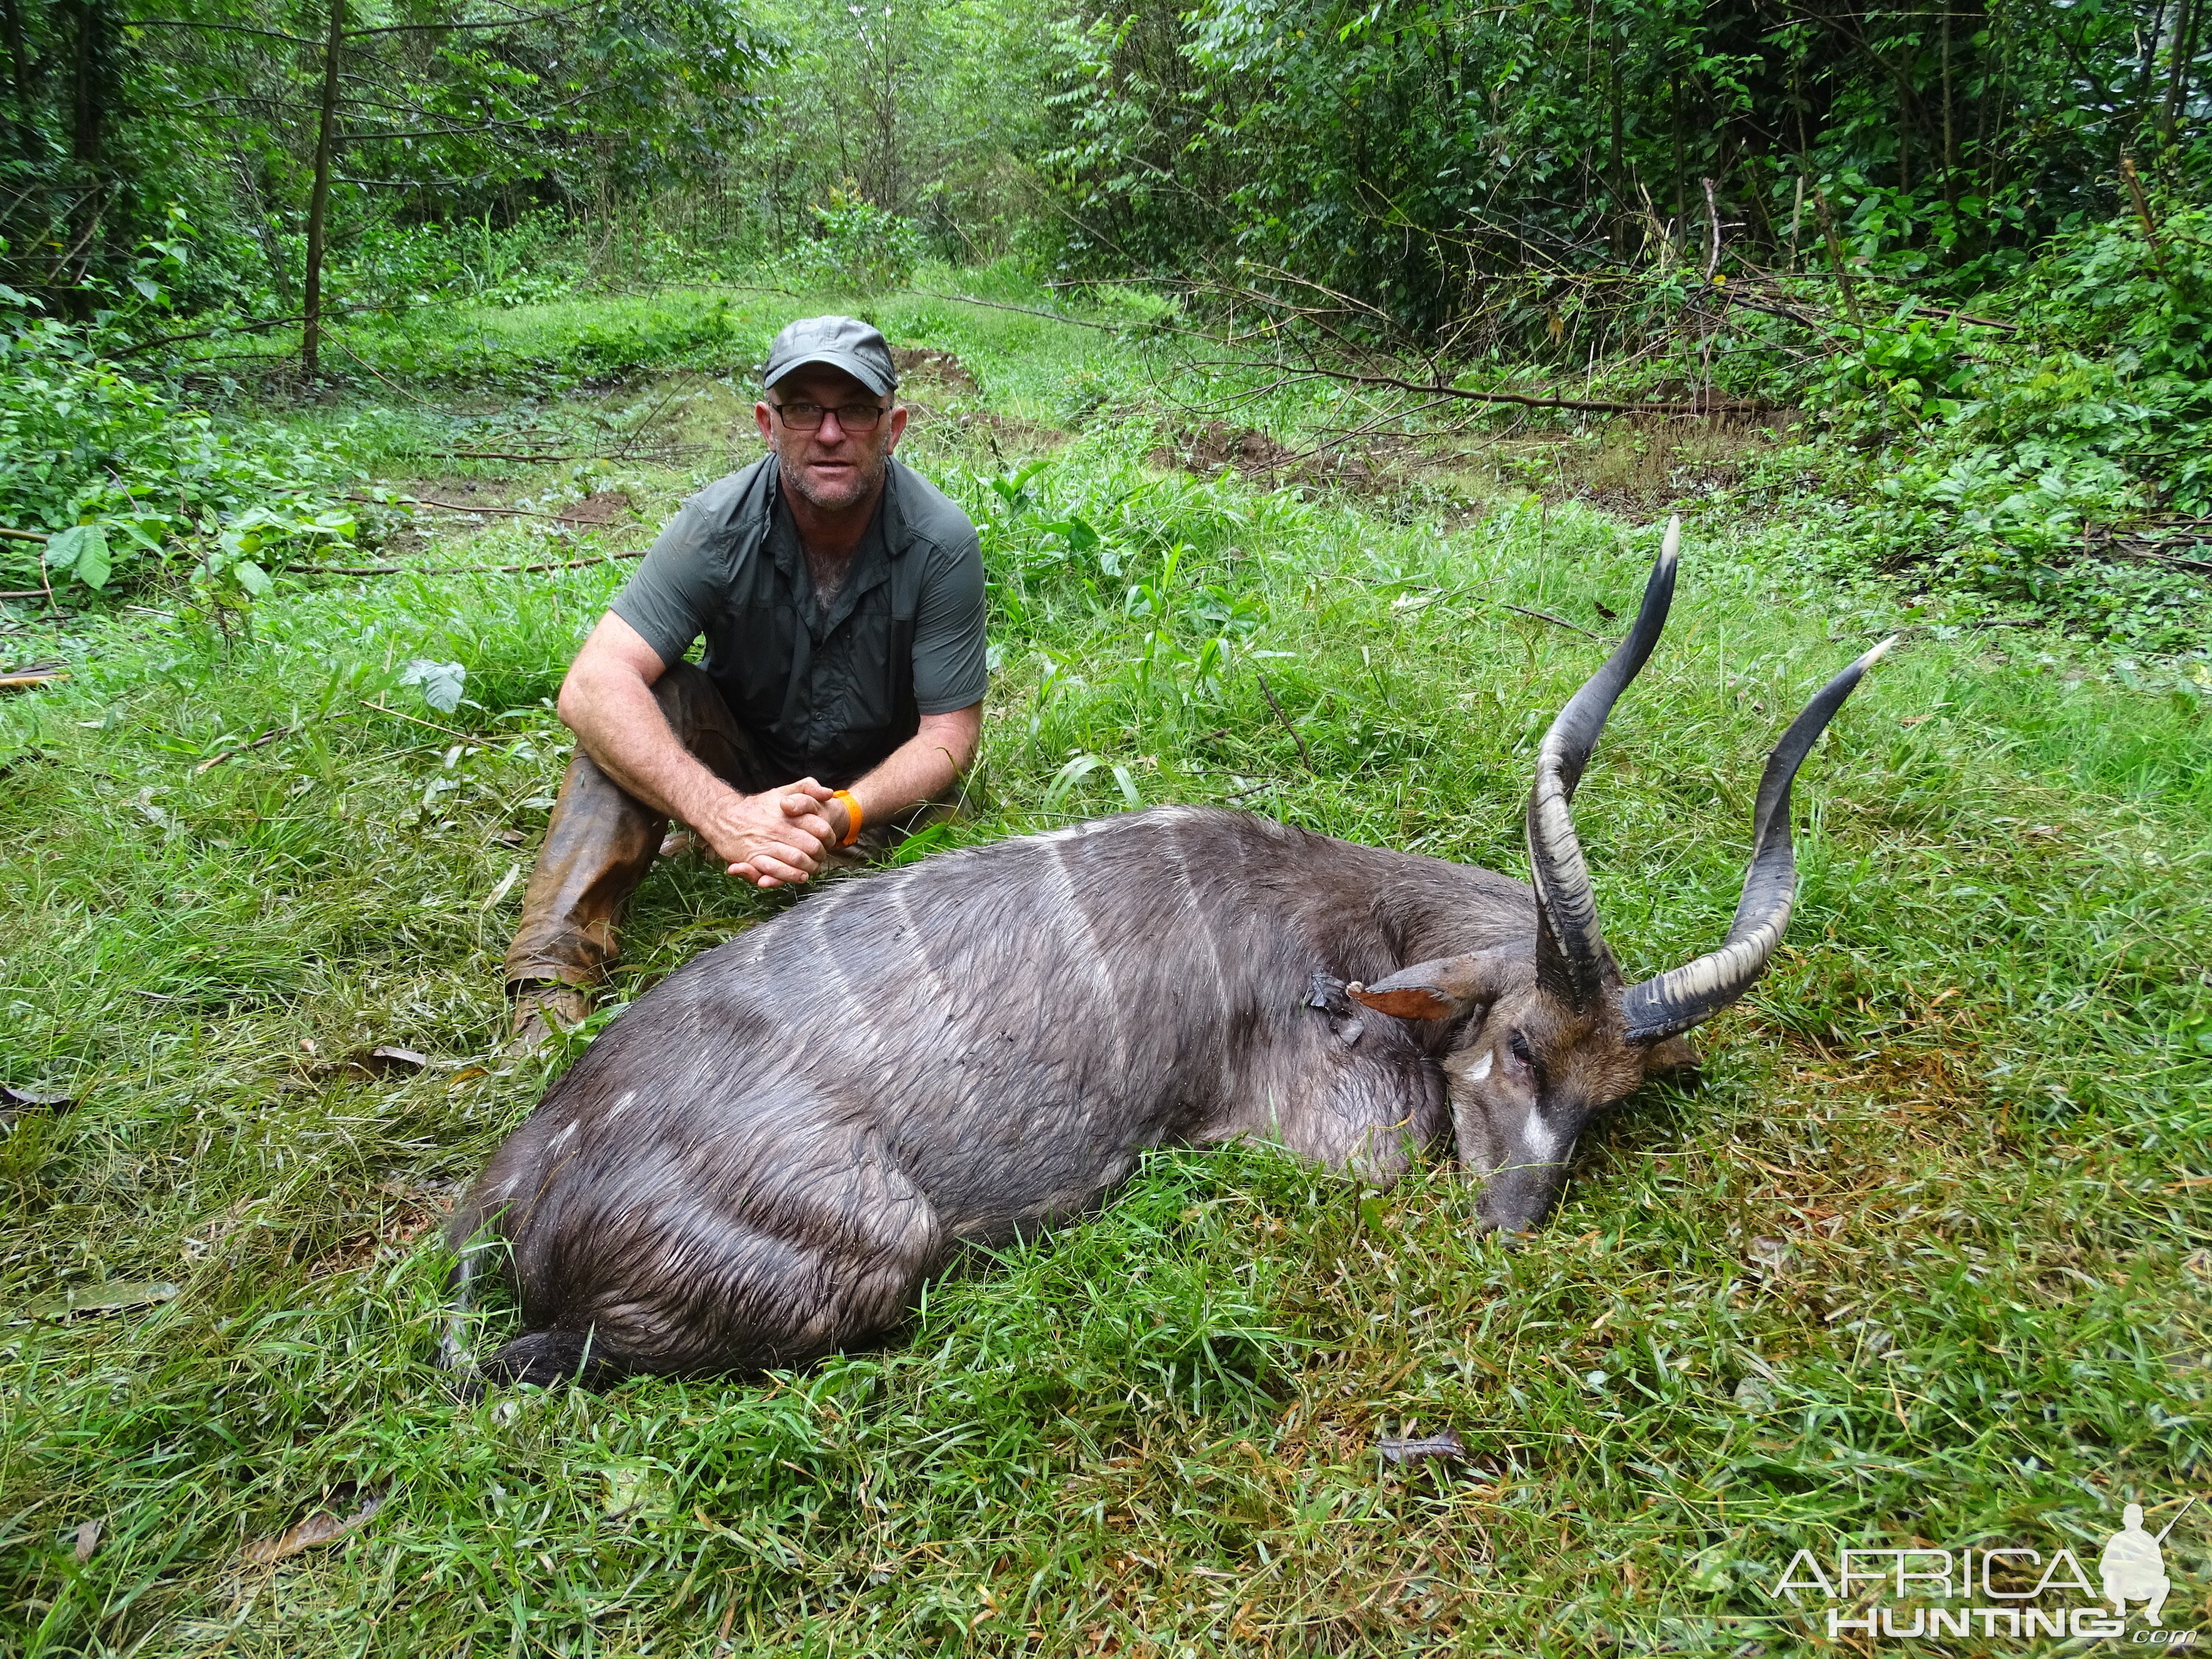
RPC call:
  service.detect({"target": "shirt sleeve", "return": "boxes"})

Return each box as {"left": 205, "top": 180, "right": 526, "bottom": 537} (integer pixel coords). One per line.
{"left": 607, "top": 493, "right": 726, "bottom": 667}
{"left": 909, "top": 528, "right": 989, "bottom": 714}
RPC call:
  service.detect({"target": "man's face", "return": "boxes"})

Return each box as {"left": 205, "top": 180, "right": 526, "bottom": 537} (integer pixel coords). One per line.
{"left": 755, "top": 365, "right": 907, "bottom": 515}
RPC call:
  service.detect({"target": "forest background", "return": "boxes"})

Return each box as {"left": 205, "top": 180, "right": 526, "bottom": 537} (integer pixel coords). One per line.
{"left": 0, "top": 0, "right": 2209, "bottom": 639}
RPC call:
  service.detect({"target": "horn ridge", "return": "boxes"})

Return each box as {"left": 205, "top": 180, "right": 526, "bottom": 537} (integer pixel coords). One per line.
{"left": 1524, "top": 516, "right": 1681, "bottom": 1008}
{"left": 1621, "top": 635, "right": 1899, "bottom": 1040}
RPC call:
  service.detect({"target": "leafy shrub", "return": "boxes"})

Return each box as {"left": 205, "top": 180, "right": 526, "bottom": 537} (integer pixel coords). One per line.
{"left": 343, "top": 210, "right": 577, "bottom": 310}
{"left": 568, "top": 298, "right": 744, "bottom": 374}
{"left": 0, "top": 292, "right": 360, "bottom": 596}
{"left": 1776, "top": 205, "right": 2212, "bottom": 650}
{"left": 783, "top": 193, "right": 922, "bottom": 293}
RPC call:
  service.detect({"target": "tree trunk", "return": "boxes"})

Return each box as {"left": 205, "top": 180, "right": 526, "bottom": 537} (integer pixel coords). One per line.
{"left": 1941, "top": 2, "right": 1958, "bottom": 202}
{"left": 1812, "top": 181, "right": 1865, "bottom": 330}
{"left": 301, "top": 0, "right": 345, "bottom": 380}
{"left": 1974, "top": 0, "right": 1997, "bottom": 198}
{"left": 1, "top": 0, "right": 32, "bottom": 154}
{"left": 2163, "top": 0, "right": 2199, "bottom": 143}
{"left": 1609, "top": 27, "right": 1626, "bottom": 255}
{"left": 60, "top": 0, "right": 111, "bottom": 316}
{"left": 1670, "top": 71, "right": 1685, "bottom": 235}
{"left": 2138, "top": 0, "right": 2171, "bottom": 122}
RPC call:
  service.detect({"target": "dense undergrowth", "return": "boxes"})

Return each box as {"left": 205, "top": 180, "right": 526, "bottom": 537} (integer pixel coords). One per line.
{"left": 9, "top": 195, "right": 2211, "bottom": 655}
{"left": 1, "top": 282, "right": 2208, "bottom": 1653}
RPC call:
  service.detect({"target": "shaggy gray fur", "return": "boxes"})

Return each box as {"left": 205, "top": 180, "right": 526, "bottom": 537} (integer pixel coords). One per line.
{"left": 447, "top": 808, "right": 1537, "bottom": 1382}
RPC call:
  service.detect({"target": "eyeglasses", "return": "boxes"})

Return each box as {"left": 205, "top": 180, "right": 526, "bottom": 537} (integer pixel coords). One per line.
{"left": 771, "top": 398, "right": 888, "bottom": 432}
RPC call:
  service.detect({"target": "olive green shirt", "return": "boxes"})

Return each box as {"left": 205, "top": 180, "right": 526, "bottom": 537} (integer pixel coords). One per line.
{"left": 611, "top": 456, "right": 987, "bottom": 786}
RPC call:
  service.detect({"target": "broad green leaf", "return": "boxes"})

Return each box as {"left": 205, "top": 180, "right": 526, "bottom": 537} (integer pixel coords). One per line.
{"left": 1043, "top": 515, "right": 1099, "bottom": 553}
{"left": 48, "top": 524, "right": 111, "bottom": 591}
{"left": 232, "top": 559, "right": 272, "bottom": 596}
{"left": 399, "top": 658, "right": 467, "bottom": 714}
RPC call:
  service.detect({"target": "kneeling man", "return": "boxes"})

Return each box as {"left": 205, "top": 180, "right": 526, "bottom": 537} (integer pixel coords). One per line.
{"left": 504, "top": 316, "right": 987, "bottom": 1048}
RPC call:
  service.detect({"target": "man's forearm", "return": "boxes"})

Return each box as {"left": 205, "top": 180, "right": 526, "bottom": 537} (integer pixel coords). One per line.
{"left": 563, "top": 662, "right": 736, "bottom": 828}
{"left": 845, "top": 714, "right": 977, "bottom": 829}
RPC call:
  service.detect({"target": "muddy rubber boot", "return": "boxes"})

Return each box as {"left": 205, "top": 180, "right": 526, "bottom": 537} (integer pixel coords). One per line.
{"left": 504, "top": 983, "right": 594, "bottom": 1059}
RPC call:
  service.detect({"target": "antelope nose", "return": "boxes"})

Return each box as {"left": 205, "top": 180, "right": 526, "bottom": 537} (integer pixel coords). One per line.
{"left": 1475, "top": 1158, "right": 1569, "bottom": 1235}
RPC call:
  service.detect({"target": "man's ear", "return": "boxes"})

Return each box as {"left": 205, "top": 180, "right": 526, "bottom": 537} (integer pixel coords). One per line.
{"left": 1349, "top": 951, "right": 1512, "bottom": 1021}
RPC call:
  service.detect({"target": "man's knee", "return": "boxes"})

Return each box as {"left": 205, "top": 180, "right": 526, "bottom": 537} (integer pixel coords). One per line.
{"left": 650, "top": 663, "right": 764, "bottom": 788}
{"left": 650, "top": 660, "right": 719, "bottom": 727}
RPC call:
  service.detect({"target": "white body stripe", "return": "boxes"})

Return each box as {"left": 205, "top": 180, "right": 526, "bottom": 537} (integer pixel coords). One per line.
{"left": 1043, "top": 838, "right": 1128, "bottom": 1074}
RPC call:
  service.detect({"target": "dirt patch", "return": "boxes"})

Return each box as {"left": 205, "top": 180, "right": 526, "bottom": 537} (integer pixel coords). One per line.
{"left": 1150, "top": 422, "right": 1375, "bottom": 490}
{"left": 554, "top": 490, "right": 633, "bottom": 528}
{"left": 1436, "top": 414, "right": 1782, "bottom": 512}
{"left": 894, "top": 346, "right": 980, "bottom": 397}
{"left": 397, "top": 476, "right": 523, "bottom": 504}
{"left": 908, "top": 406, "right": 1068, "bottom": 458}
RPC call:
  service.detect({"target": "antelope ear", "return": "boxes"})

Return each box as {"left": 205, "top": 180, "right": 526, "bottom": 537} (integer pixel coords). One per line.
{"left": 1641, "top": 1034, "right": 1700, "bottom": 1076}
{"left": 1349, "top": 952, "right": 1510, "bottom": 1021}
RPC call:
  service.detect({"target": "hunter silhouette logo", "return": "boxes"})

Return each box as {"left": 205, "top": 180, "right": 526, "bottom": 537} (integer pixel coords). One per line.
{"left": 1770, "top": 1498, "right": 2199, "bottom": 1644}
{"left": 2101, "top": 1500, "right": 2192, "bottom": 1627}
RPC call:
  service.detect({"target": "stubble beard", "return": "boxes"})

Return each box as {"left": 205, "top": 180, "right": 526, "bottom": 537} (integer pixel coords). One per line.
{"left": 782, "top": 440, "right": 888, "bottom": 515}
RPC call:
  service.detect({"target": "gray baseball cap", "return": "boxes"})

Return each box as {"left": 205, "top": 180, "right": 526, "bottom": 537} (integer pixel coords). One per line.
{"left": 761, "top": 315, "right": 899, "bottom": 397}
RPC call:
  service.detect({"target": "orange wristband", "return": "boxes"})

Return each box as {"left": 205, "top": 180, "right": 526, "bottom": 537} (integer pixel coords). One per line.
{"left": 831, "top": 790, "right": 863, "bottom": 847}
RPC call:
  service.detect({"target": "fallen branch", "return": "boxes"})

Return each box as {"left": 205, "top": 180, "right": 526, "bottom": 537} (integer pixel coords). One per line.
{"left": 1731, "top": 273, "right": 2020, "bottom": 334}
{"left": 195, "top": 723, "right": 298, "bottom": 772}
{"left": 1199, "top": 356, "right": 1771, "bottom": 417}
{"left": 425, "top": 449, "right": 597, "bottom": 465}
{"left": 106, "top": 303, "right": 395, "bottom": 361}
{"left": 0, "top": 526, "right": 46, "bottom": 542}
{"left": 1498, "top": 603, "right": 1600, "bottom": 638}
{"left": 347, "top": 493, "right": 602, "bottom": 523}
{"left": 2102, "top": 543, "right": 2212, "bottom": 575}
{"left": 291, "top": 544, "right": 648, "bottom": 578}
{"left": 1254, "top": 672, "right": 1315, "bottom": 773}
{"left": 1, "top": 668, "right": 69, "bottom": 691}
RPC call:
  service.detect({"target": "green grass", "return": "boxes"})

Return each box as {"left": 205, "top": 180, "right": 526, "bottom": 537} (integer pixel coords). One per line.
{"left": 3, "top": 279, "right": 2208, "bottom": 1655}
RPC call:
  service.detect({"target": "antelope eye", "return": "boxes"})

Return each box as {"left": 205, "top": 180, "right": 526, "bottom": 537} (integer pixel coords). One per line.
{"left": 1508, "top": 1032, "right": 1535, "bottom": 1068}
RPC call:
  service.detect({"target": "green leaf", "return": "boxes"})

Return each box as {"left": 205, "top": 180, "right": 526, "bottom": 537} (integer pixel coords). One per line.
{"left": 48, "top": 524, "right": 111, "bottom": 591}
{"left": 1041, "top": 752, "right": 1102, "bottom": 811}
{"left": 232, "top": 559, "right": 272, "bottom": 596}
{"left": 399, "top": 658, "right": 467, "bottom": 714}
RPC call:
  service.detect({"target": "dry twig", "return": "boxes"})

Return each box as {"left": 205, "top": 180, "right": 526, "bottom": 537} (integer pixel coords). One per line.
{"left": 1254, "top": 672, "right": 1315, "bottom": 773}
{"left": 291, "top": 544, "right": 647, "bottom": 578}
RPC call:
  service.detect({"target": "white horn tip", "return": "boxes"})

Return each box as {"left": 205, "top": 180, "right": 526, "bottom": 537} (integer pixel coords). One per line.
{"left": 1857, "top": 633, "right": 1904, "bottom": 671}
{"left": 1660, "top": 515, "right": 1681, "bottom": 566}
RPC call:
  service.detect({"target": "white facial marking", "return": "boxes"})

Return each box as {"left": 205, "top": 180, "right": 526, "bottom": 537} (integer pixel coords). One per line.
{"left": 1520, "top": 1116, "right": 1565, "bottom": 1161}
{"left": 1469, "top": 1048, "right": 1495, "bottom": 1081}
